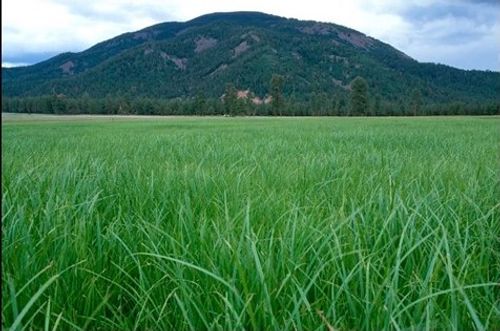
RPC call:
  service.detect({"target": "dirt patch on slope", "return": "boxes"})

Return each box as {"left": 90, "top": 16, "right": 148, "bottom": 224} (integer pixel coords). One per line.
{"left": 195, "top": 36, "right": 218, "bottom": 53}
{"left": 338, "top": 32, "right": 374, "bottom": 49}
{"left": 160, "top": 52, "right": 188, "bottom": 70}
{"left": 233, "top": 41, "right": 250, "bottom": 57}
{"left": 59, "top": 61, "right": 75, "bottom": 74}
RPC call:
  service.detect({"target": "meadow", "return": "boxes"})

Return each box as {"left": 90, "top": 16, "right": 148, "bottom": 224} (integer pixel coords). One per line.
{"left": 2, "top": 115, "right": 499, "bottom": 330}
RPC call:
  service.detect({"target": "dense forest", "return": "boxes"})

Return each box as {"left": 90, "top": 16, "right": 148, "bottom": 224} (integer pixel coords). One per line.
{"left": 3, "top": 80, "right": 499, "bottom": 116}
{"left": 2, "top": 12, "right": 499, "bottom": 115}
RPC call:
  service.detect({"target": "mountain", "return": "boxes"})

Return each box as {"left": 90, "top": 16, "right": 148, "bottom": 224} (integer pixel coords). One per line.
{"left": 2, "top": 11, "right": 499, "bottom": 104}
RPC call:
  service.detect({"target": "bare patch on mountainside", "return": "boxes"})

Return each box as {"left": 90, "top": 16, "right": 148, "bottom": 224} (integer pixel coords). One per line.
{"left": 195, "top": 36, "right": 218, "bottom": 53}
{"left": 209, "top": 63, "right": 228, "bottom": 76}
{"left": 237, "top": 90, "right": 250, "bottom": 99}
{"left": 59, "top": 61, "right": 75, "bottom": 75}
{"left": 329, "top": 55, "right": 348, "bottom": 65}
{"left": 233, "top": 41, "right": 250, "bottom": 57}
{"left": 299, "top": 23, "right": 335, "bottom": 35}
{"left": 160, "top": 52, "right": 187, "bottom": 70}
{"left": 133, "top": 32, "right": 150, "bottom": 40}
{"left": 241, "top": 32, "right": 261, "bottom": 42}
{"left": 299, "top": 23, "right": 374, "bottom": 50}
{"left": 133, "top": 30, "right": 159, "bottom": 40}
{"left": 224, "top": 89, "right": 272, "bottom": 105}
{"left": 331, "top": 39, "right": 341, "bottom": 46}
{"left": 332, "top": 78, "right": 351, "bottom": 90}
{"left": 338, "top": 32, "right": 374, "bottom": 49}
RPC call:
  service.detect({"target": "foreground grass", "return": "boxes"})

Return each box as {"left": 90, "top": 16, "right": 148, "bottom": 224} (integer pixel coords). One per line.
{"left": 2, "top": 116, "right": 500, "bottom": 330}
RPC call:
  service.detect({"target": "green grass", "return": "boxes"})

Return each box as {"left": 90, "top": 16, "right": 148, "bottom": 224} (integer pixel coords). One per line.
{"left": 2, "top": 115, "right": 500, "bottom": 330}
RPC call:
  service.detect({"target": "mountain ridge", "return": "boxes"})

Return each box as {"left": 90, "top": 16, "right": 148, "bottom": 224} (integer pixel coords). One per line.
{"left": 3, "top": 11, "right": 499, "bottom": 104}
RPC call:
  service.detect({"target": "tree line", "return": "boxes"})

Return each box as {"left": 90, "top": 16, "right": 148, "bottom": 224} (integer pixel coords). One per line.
{"left": 3, "top": 76, "right": 499, "bottom": 116}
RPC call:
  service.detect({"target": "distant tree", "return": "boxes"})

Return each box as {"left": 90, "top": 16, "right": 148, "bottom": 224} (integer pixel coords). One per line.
{"left": 51, "top": 95, "right": 67, "bottom": 114}
{"left": 117, "top": 96, "right": 132, "bottom": 115}
{"left": 372, "top": 95, "right": 382, "bottom": 116}
{"left": 398, "top": 99, "right": 409, "bottom": 116}
{"left": 39, "top": 96, "right": 52, "bottom": 114}
{"left": 337, "top": 97, "right": 348, "bottom": 116}
{"left": 270, "top": 74, "right": 285, "bottom": 116}
{"left": 193, "top": 92, "right": 207, "bottom": 115}
{"left": 212, "top": 98, "right": 225, "bottom": 115}
{"left": 105, "top": 95, "right": 117, "bottom": 114}
{"left": 350, "top": 77, "right": 369, "bottom": 116}
{"left": 410, "top": 89, "right": 422, "bottom": 116}
{"left": 311, "top": 91, "right": 329, "bottom": 116}
{"left": 2, "top": 98, "right": 10, "bottom": 113}
{"left": 136, "top": 97, "right": 154, "bottom": 115}
{"left": 223, "top": 83, "right": 237, "bottom": 116}
{"left": 80, "top": 93, "right": 91, "bottom": 113}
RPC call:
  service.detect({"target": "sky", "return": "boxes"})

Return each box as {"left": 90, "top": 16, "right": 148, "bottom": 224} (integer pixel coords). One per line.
{"left": 2, "top": 0, "right": 499, "bottom": 71}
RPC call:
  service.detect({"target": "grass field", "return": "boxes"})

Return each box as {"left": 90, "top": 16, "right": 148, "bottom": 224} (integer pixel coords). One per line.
{"left": 2, "top": 115, "right": 500, "bottom": 330}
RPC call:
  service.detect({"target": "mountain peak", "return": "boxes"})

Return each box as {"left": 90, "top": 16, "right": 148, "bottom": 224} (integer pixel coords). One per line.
{"left": 187, "top": 11, "right": 284, "bottom": 24}
{"left": 2, "top": 11, "right": 499, "bottom": 104}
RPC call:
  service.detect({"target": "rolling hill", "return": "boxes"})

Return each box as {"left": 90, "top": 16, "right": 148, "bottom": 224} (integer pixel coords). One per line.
{"left": 2, "top": 11, "right": 499, "bottom": 104}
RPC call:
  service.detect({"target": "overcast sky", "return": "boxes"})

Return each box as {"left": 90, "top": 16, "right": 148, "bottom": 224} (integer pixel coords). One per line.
{"left": 2, "top": 0, "right": 499, "bottom": 71}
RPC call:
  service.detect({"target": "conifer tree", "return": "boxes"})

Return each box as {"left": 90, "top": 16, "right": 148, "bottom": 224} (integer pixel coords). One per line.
{"left": 270, "top": 74, "right": 285, "bottom": 116}
{"left": 350, "top": 77, "right": 369, "bottom": 116}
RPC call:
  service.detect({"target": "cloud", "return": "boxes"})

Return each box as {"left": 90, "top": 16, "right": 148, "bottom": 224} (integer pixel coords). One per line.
{"left": 2, "top": 0, "right": 499, "bottom": 71}
{"left": 2, "top": 62, "right": 30, "bottom": 68}
{"left": 1, "top": 0, "right": 164, "bottom": 56}
{"left": 2, "top": 51, "right": 60, "bottom": 65}
{"left": 51, "top": 0, "right": 176, "bottom": 23}
{"left": 391, "top": 0, "right": 500, "bottom": 70}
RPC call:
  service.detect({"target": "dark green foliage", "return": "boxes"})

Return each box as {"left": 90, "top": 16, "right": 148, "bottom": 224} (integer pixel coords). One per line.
{"left": 3, "top": 95, "right": 499, "bottom": 116}
{"left": 410, "top": 89, "right": 423, "bottom": 116}
{"left": 270, "top": 74, "right": 285, "bottom": 115}
{"left": 193, "top": 92, "right": 207, "bottom": 115}
{"left": 372, "top": 95, "right": 382, "bottom": 116}
{"left": 223, "top": 83, "right": 238, "bottom": 115}
{"left": 2, "top": 11, "right": 499, "bottom": 111}
{"left": 350, "top": 77, "right": 369, "bottom": 115}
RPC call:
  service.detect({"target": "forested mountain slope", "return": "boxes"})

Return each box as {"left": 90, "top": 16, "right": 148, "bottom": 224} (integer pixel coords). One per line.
{"left": 3, "top": 12, "right": 499, "bottom": 104}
